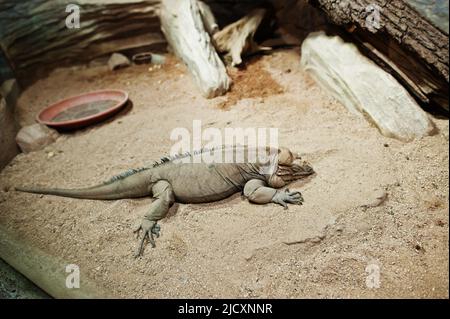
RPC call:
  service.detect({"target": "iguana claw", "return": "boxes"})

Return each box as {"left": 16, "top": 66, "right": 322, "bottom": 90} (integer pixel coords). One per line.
{"left": 133, "top": 220, "right": 160, "bottom": 258}
{"left": 152, "top": 224, "right": 161, "bottom": 238}
{"left": 272, "top": 189, "right": 304, "bottom": 209}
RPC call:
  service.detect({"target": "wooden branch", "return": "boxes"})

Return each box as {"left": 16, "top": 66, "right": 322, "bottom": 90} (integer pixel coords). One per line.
{"left": 160, "top": 0, "right": 231, "bottom": 98}
{"left": 213, "top": 8, "right": 269, "bottom": 66}
{"left": 310, "top": 0, "right": 449, "bottom": 111}
{"left": 199, "top": 1, "right": 219, "bottom": 35}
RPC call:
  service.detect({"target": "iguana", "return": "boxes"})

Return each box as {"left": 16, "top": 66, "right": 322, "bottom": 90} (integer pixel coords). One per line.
{"left": 15, "top": 146, "right": 314, "bottom": 257}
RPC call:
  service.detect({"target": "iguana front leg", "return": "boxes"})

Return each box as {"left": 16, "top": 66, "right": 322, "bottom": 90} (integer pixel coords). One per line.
{"left": 243, "top": 179, "right": 303, "bottom": 209}
{"left": 133, "top": 180, "right": 174, "bottom": 257}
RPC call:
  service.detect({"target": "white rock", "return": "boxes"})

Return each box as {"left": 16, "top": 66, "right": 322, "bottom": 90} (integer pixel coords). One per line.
{"left": 107, "top": 53, "right": 131, "bottom": 71}
{"left": 300, "top": 32, "right": 435, "bottom": 142}
{"left": 15, "top": 124, "right": 59, "bottom": 153}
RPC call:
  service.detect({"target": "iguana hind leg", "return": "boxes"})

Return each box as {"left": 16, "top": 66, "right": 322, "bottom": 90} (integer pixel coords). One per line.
{"left": 133, "top": 180, "right": 174, "bottom": 257}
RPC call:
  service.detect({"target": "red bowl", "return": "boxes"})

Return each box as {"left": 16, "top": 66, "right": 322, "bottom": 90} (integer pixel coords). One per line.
{"left": 36, "top": 89, "right": 129, "bottom": 130}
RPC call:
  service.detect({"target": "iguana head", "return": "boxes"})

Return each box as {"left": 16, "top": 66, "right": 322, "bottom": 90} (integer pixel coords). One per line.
{"left": 267, "top": 147, "right": 314, "bottom": 188}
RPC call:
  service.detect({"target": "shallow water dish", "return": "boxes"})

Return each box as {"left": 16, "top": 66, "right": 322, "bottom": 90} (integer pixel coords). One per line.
{"left": 37, "top": 89, "right": 128, "bottom": 130}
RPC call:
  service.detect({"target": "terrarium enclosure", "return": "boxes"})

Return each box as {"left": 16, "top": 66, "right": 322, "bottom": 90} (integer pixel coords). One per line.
{"left": 0, "top": 0, "right": 448, "bottom": 299}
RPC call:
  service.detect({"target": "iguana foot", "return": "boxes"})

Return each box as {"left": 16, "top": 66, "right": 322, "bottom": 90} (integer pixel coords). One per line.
{"left": 272, "top": 188, "right": 303, "bottom": 209}
{"left": 133, "top": 220, "right": 161, "bottom": 258}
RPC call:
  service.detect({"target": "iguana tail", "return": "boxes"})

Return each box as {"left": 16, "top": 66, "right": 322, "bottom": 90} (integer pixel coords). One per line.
{"left": 16, "top": 166, "right": 153, "bottom": 200}
{"left": 15, "top": 179, "right": 149, "bottom": 200}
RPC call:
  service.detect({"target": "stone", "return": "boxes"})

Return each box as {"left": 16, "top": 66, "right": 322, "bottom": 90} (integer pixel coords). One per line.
{"left": 107, "top": 53, "right": 131, "bottom": 71}
{"left": 0, "top": 96, "right": 19, "bottom": 170}
{"left": 15, "top": 124, "right": 59, "bottom": 153}
{"left": 150, "top": 53, "right": 166, "bottom": 65}
{"left": 283, "top": 234, "right": 325, "bottom": 245}
{"left": 362, "top": 189, "right": 388, "bottom": 208}
{"left": 300, "top": 32, "right": 436, "bottom": 142}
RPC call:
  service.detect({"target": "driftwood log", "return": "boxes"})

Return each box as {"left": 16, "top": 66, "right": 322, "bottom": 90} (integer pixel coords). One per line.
{"left": 0, "top": 0, "right": 165, "bottom": 86}
{"left": 213, "top": 8, "right": 270, "bottom": 67}
{"left": 310, "top": 0, "right": 449, "bottom": 111}
{"left": 160, "top": 0, "right": 231, "bottom": 98}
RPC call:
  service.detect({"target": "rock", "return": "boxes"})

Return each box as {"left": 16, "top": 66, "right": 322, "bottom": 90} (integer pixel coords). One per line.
{"left": 300, "top": 32, "right": 436, "bottom": 142}
{"left": 150, "top": 53, "right": 166, "bottom": 65}
{"left": 409, "top": 0, "right": 449, "bottom": 33}
{"left": 283, "top": 234, "right": 325, "bottom": 245}
{"left": 108, "top": 53, "right": 131, "bottom": 71}
{"left": 0, "top": 96, "right": 19, "bottom": 170}
{"left": 243, "top": 251, "right": 254, "bottom": 261}
{"left": 335, "top": 224, "right": 344, "bottom": 233}
{"left": 363, "top": 189, "right": 388, "bottom": 208}
{"left": 15, "top": 124, "right": 59, "bottom": 153}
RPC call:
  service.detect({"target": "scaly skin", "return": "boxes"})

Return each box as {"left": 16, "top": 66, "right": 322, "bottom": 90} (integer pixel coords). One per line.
{"left": 15, "top": 146, "right": 314, "bottom": 257}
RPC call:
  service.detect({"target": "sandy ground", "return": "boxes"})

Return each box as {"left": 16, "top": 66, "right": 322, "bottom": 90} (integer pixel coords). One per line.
{"left": 0, "top": 49, "right": 448, "bottom": 298}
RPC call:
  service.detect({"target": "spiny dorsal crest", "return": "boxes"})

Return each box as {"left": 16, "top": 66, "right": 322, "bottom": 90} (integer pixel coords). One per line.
{"left": 103, "top": 167, "right": 150, "bottom": 185}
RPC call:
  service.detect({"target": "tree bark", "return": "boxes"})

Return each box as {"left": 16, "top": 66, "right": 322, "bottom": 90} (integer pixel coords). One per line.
{"left": 310, "top": 0, "right": 449, "bottom": 111}
{"left": 0, "top": 0, "right": 165, "bottom": 86}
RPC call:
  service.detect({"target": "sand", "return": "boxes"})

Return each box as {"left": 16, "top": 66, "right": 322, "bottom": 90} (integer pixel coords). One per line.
{"left": 0, "top": 49, "right": 448, "bottom": 298}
